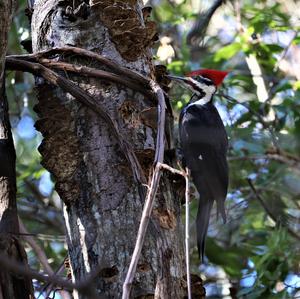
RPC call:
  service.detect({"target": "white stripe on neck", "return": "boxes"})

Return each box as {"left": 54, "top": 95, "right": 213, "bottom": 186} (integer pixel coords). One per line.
{"left": 194, "top": 93, "right": 213, "bottom": 105}
{"left": 190, "top": 80, "right": 216, "bottom": 106}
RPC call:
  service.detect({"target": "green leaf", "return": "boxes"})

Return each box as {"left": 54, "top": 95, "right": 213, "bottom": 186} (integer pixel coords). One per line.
{"left": 214, "top": 42, "right": 242, "bottom": 62}
{"left": 265, "top": 44, "right": 284, "bottom": 53}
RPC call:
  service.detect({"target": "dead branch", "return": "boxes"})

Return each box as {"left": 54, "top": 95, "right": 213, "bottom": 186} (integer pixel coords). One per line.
{"left": 185, "top": 168, "right": 192, "bottom": 299}
{"left": 247, "top": 178, "right": 300, "bottom": 240}
{"left": 36, "top": 58, "right": 153, "bottom": 99}
{"left": 0, "top": 253, "right": 105, "bottom": 299}
{"left": 218, "top": 92, "right": 280, "bottom": 150}
{"left": 19, "top": 218, "right": 53, "bottom": 275}
{"left": 122, "top": 80, "right": 166, "bottom": 299}
{"left": 187, "top": 0, "right": 225, "bottom": 45}
{"left": 5, "top": 57, "right": 147, "bottom": 188}
{"left": 228, "top": 153, "right": 300, "bottom": 172}
{"left": 158, "top": 163, "right": 185, "bottom": 176}
{"left": 151, "top": 81, "right": 166, "bottom": 164}
{"left": 7, "top": 46, "right": 150, "bottom": 91}
{"left": 123, "top": 159, "right": 194, "bottom": 298}
{"left": 19, "top": 219, "right": 71, "bottom": 299}
{"left": 39, "top": 259, "right": 70, "bottom": 299}
{"left": 158, "top": 163, "right": 192, "bottom": 298}
{"left": 274, "top": 30, "right": 298, "bottom": 72}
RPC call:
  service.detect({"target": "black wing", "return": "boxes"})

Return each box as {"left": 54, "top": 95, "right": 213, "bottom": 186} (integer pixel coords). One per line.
{"left": 179, "top": 103, "right": 228, "bottom": 260}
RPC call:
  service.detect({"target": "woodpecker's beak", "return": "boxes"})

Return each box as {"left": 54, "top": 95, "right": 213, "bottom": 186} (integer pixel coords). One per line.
{"left": 166, "top": 74, "right": 199, "bottom": 95}
{"left": 166, "top": 74, "right": 192, "bottom": 87}
{"left": 166, "top": 74, "right": 186, "bottom": 82}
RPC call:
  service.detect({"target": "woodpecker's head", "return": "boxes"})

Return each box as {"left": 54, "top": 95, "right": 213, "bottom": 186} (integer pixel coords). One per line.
{"left": 167, "top": 69, "right": 229, "bottom": 105}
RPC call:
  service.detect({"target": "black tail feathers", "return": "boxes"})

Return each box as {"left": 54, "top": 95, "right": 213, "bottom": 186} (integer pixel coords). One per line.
{"left": 196, "top": 196, "right": 227, "bottom": 261}
{"left": 196, "top": 199, "right": 213, "bottom": 262}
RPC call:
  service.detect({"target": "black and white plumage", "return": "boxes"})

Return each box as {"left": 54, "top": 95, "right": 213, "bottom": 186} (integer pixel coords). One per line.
{"left": 168, "top": 69, "right": 229, "bottom": 261}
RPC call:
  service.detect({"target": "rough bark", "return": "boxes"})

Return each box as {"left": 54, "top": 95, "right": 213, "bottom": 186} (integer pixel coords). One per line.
{"left": 31, "top": 0, "right": 185, "bottom": 298}
{"left": 0, "top": 0, "right": 34, "bottom": 298}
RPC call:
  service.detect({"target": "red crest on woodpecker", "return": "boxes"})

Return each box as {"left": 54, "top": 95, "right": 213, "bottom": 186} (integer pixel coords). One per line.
{"left": 187, "top": 69, "right": 229, "bottom": 86}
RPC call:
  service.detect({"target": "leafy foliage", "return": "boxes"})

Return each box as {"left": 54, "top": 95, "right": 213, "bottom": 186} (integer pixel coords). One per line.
{"left": 154, "top": 0, "right": 300, "bottom": 297}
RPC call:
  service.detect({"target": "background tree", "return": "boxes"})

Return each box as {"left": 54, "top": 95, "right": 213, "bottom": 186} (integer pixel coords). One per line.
{"left": 0, "top": 0, "right": 33, "bottom": 297}
{"left": 2, "top": 0, "right": 300, "bottom": 298}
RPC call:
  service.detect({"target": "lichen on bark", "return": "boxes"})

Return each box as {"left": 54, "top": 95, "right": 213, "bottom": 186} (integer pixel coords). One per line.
{"left": 91, "top": 0, "right": 158, "bottom": 61}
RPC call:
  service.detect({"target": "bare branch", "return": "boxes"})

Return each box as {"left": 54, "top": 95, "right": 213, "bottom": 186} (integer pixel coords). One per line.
{"left": 218, "top": 92, "right": 280, "bottom": 150}
{"left": 7, "top": 46, "right": 150, "bottom": 89}
{"left": 5, "top": 57, "right": 147, "bottom": 187}
{"left": 154, "top": 162, "right": 192, "bottom": 298}
{"left": 228, "top": 153, "right": 300, "bottom": 172}
{"left": 39, "top": 260, "right": 70, "bottom": 299}
{"left": 123, "top": 157, "right": 195, "bottom": 298}
{"left": 185, "top": 168, "right": 191, "bottom": 299}
{"left": 274, "top": 30, "right": 298, "bottom": 72}
{"left": 122, "top": 80, "right": 166, "bottom": 299}
{"left": 247, "top": 178, "right": 300, "bottom": 240}
{"left": 19, "top": 219, "right": 71, "bottom": 299}
{"left": 151, "top": 80, "right": 167, "bottom": 164}
{"left": 0, "top": 253, "right": 106, "bottom": 299}
{"left": 37, "top": 58, "right": 153, "bottom": 99}
{"left": 159, "top": 163, "right": 185, "bottom": 176}
{"left": 187, "top": 0, "right": 225, "bottom": 46}
{"left": 19, "top": 218, "right": 53, "bottom": 276}
{"left": 122, "top": 165, "right": 162, "bottom": 299}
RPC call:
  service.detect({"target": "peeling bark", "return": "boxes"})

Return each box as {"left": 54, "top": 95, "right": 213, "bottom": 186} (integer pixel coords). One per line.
{"left": 91, "top": 0, "right": 158, "bottom": 61}
{"left": 31, "top": 0, "right": 185, "bottom": 298}
{"left": 0, "top": 0, "right": 34, "bottom": 297}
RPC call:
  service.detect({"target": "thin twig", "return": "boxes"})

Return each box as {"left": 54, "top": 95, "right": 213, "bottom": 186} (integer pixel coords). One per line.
{"left": 157, "top": 162, "right": 192, "bottom": 299}
{"left": 42, "top": 260, "right": 69, "bottom": 299}
{"left": 151, "top": 81, "right": 166, "bottom": 164}
{"left": 19, "top": 218, "right": 54, "bottom": 276}
{"left": 218, "top": 92, "right": 280, "bottom": 150}
{"left": 247, "top": 178, "right": 300, "bottom": 240}
{"left": 185, "top": 168, "right": 191, "bottom": 299}
{"left": 159, "top": 163, "right": 185, "bottom": 176}
{"left": 122, "top": 165, "right": 162, "bottom": 299}
{"left": 228, "top": 153, "right": 300, "bottom": 171}
{"left": 274, "top": 30, "right": 298, "bottom": 72}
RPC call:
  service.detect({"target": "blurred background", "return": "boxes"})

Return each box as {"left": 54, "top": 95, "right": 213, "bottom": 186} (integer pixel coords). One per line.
{"left": 6, "top": 0, "right": 300, "bottom": 298}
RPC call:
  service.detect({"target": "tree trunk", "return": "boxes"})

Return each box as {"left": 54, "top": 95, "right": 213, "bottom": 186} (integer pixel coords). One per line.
{"left": 0, "top": 0, "right": 34, "bottom": 298}
{"left": 31, "top": 0, "right": 185, "bottom": 298}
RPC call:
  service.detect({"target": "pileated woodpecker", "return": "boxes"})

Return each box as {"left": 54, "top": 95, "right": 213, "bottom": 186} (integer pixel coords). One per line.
{"left": 167, "top": 69, "right": 229, "bottom": 261}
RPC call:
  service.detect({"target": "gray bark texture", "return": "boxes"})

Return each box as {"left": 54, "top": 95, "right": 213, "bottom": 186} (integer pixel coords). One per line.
{"left": 31, "top": 0, "right": 186, "bottom": 298}
{"left": 0, "top": 0, "right": 34, "bottom": 298}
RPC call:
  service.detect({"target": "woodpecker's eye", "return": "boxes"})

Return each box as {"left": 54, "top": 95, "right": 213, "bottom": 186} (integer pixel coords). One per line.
{"left": 194, "top": 76, "right": 214, "bottom": 86}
